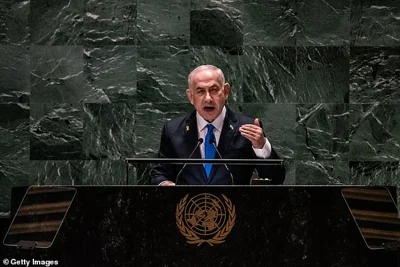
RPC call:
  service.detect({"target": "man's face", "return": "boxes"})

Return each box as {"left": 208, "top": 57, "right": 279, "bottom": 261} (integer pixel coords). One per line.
{"left": 186, "top": 69, "right": 230, "bottom": 122}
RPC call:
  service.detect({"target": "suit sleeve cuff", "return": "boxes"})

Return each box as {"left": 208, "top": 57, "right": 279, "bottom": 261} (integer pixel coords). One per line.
{"left": 252, "top": 137, "right": 272, "bottom": 159}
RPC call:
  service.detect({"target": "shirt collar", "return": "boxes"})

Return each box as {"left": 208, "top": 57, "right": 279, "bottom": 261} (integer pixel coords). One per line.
{"left": 196, "top": 106, "right": 226, "bottom": 132}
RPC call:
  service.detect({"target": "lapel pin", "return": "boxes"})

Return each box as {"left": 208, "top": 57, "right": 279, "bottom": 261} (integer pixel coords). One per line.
{"left": 229, "top": 125, "right": 234, "bottom": 130}
{"left": 186, "top": 125, "right": 190, "bottom": 132}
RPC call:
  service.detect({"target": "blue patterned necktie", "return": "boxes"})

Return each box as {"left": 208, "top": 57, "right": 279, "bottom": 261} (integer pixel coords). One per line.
{"left": 204, "top": 124, "right": 216, "bottom": 178}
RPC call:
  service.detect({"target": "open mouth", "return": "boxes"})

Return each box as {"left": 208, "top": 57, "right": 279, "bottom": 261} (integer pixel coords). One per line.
{"left": 203, "top": 106, "right": 215, "bottom": 112}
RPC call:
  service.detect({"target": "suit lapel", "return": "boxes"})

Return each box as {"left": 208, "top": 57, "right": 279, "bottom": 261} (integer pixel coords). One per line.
{"left": 216, "top": 107, "right": 238, "bottom": 155}
{"left": 184, "top": 110, "right": 207, "bottom": 182}
{"left": 183, "top": 111, "right": 201, "bottom": 159}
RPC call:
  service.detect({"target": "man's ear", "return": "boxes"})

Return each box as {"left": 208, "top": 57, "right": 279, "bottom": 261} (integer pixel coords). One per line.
{"left": 186, "top": 89, "right": 194, "bottom": 105}
{"left": 223, "top": 83, "right": 231, "bottom": 100}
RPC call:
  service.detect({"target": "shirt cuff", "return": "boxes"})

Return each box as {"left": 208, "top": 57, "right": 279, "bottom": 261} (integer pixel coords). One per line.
{"left": 252, "top": 137, "right": 272, "bottom": 159}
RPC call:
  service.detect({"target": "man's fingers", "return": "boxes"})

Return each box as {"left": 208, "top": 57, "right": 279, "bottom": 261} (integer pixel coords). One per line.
{"left": 240, "top": 131, "right": 256, "bottom": 142}
{"left": 161, "top": 181, "right": 176, "bottom": 186}
{"left": 254, "top": 118, "right": 260, "bottom": 127}
{"left": 241, "top": 123, "right": 262, "bottom": 131}
{"left": 240, "top": 127, "right": 263, "bottom": 136}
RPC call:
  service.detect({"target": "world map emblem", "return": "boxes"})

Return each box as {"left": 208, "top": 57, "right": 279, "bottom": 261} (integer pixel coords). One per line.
{"left": 176, "top": 193, "right": 236, "bottom": 246}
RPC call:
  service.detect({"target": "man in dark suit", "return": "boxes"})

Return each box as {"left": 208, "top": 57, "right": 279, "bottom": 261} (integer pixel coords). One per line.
{"left": 150, "top": 65, "right": 285, "bottom": 185}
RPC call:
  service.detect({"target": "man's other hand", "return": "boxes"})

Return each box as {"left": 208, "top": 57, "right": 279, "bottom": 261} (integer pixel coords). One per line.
{"left": 160, "top": 181, "right": 176, "bottom": 186}
{"left": 239, "top": 118, "right": 266, "bottom": 149}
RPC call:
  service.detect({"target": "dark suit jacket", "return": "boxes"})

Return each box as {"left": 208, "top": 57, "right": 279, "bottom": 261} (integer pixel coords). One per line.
{"left": 150, "top": 107, "right": 285, "bottom": 185}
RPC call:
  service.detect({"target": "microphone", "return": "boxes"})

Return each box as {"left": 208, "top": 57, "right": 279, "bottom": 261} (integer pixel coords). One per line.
{"left": 210, "top": 137, "right": 234, "bottom": 185}
{"left": 175, "top": 138, "right": 203, "bottom": 184}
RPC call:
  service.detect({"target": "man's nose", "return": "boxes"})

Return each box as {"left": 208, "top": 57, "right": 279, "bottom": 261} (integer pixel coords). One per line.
{"left": 205, "top": 91, "right": 212, "bottom": 101}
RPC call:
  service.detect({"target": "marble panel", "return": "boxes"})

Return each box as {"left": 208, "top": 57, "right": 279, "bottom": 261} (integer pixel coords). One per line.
{"left": 0, "top": 160, "right": 30, "bottom": 213}
{"left": 242, "top": 46, "right": 297, "bottom": 103}
{"left": 297, "top": 0, "right": 350, "bottom": 46}
{"left": 349, "top": 104, "right": 400, "bottom": 161}
{"left": 83, "top": 102, "right": 136, "bottom": 160}
{"left": 137, "top": 0, "right": 189, "bottom": 45}
{"left": 0, "top": 0, "right": 29, "bottom": 45}
{"left": 29, "top": 160, "right": 81, "bottom": 185}
{"left": 296, "top": 104, "right": 349, "bottom": 160}
{"left": 243, "top": 0, "right": 296, "bottom": 46}
{"left": 30, "top": 46, "right": 85, "bottom": 104}
{"left": 296, "top": 160, "right": 350, "bottom": 184}
{"left": 84, "top": 0, "right": 137, "bottom": 45}
{"left": 137, "top": 45, "right": 190, "bottom": 103}
{"left": 81, "top": 160, "right": 128, "bottom": 185}
{"left": 350, "top": 46, "right": 400, "bottom": 104}
{"left": 84, "top": 45, "right": 137, "bottom": 103}
{"left": 351, "top": 0, "right": 400, "bottom": 46}
{"left": 296, "top": 46, "right": 349, "bottom": 103}
{"left": 349, "top": 161, "right": 400, "bottom": 186}
{"left": 30, "top": 0, "right": 84, "bottom": 45}
{"left": 0, "top": 103, "right": 29, "bottom": 160}
{"left": 190, "top": 0, "right": 243, "bottom": 46}
{"left": 0, "top": 46, "right": 29, "bottom": 104}
{"left": 30, "top": 103, "right": 83, "bottom": 160}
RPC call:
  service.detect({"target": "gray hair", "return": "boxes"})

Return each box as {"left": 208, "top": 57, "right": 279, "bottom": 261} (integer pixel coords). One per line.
{"left": 187, "top": 65, "right": 225, "bottom": 89}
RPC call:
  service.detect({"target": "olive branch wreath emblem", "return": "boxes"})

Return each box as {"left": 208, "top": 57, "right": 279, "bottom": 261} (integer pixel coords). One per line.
{"left": 175, "top": 194, "right": 236, "bottom": 246}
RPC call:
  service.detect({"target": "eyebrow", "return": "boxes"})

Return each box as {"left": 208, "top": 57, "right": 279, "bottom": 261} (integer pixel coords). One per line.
{"left": 195, "top": 85, "right": 219, "bottom": 90}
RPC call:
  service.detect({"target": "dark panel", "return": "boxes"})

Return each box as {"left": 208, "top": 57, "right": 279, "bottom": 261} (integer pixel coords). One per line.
{"left": 350, "top": 46, "right": 400, "bottom": 104}
{"left": 296, "top": 104, "right": 349, "bottom": 161}
{"left": 349, "top": 104, "right": 400, "bottom": 161}
{"left": 30, "top": 103, "right": 83, "bottom": 160}
{"left": 296, "top": 160, "right": 350, "bottom": 184}
{"left": 137, "top": 0, "right": 189, "bottom": 45}
{"left": 0, "top": 160, "right": 30, "bottom": 213}
{"left": 297, "top": 0, "right": 350, "bottom": 46}
{"left": 84, "top": 45, "right": 137, "bottom": 103}
{"left": 242, "top": 46, "right": 297, "bottom": 103}
{"left": 0, "top": 103, "right": 29, "bottom": 160}
{"left": 0, "top": 46, "right": 29, "bottom": 104}
{"left": 29, "top": 160, "right": 80, "bottom": 185}
{"left": 137, "top": 45, "right": 190, "bottom": 103}
{"left": 243, "top": 0, "right": 296, "bottom": 46}
{"left": 81, "top": 160, "right": 129, "bottom": 185}
{"left": 351, "top": 0, "right": 400, "bottom": 46}
{"left": 350, "top": 161, "right": 400, "bottom": 186}
{"left": 190, "top": 0, "right": 243, "bottom": 46}
{"left": 296, "top": 46, "right": 349, "bottom": 103}
{"left": 2, "top": 186, "right": 396, "bottom": 266}
{"left": 30, "top": 0, "right": 84, "bottom": 45}
{"left": 0, "top": 0, "right": 29, "bottom": 45}
{"left": 30, "top": 46, "right": 85, "bottom": 104}
{"left": 84, "top": 0, "right": 137, "bottom": 45}
{"left": 82, "top": 102, "right": 136, "bottom": 160}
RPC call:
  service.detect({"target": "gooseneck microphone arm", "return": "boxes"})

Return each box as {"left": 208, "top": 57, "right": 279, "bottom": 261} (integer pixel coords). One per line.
{"left": 175, "top": 138, "right": 204, "bottom": 185}
{"left": 210, "top": 138, "right": 234, "bottom": 185}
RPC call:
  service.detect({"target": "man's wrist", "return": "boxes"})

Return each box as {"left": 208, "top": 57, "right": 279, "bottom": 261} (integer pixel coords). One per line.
{"left": 252, "top": 137, "right": 272, "bottom": 158}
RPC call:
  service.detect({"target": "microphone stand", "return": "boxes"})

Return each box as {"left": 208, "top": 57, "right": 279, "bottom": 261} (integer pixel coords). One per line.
{"left": 210, "top": 138, "right": 234, "bottom": 185}
{"left": 175, "top": 138, "right": 203, "bottom": 185}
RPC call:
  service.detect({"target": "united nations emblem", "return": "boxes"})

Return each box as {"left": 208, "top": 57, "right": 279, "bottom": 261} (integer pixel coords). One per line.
{"left": 176, "top": 193, "right": 236, "bottom": 246}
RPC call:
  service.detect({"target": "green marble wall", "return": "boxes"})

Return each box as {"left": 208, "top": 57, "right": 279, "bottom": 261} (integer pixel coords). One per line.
{"left": 1, "top": 0, "right": 400, "bottom": 213}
